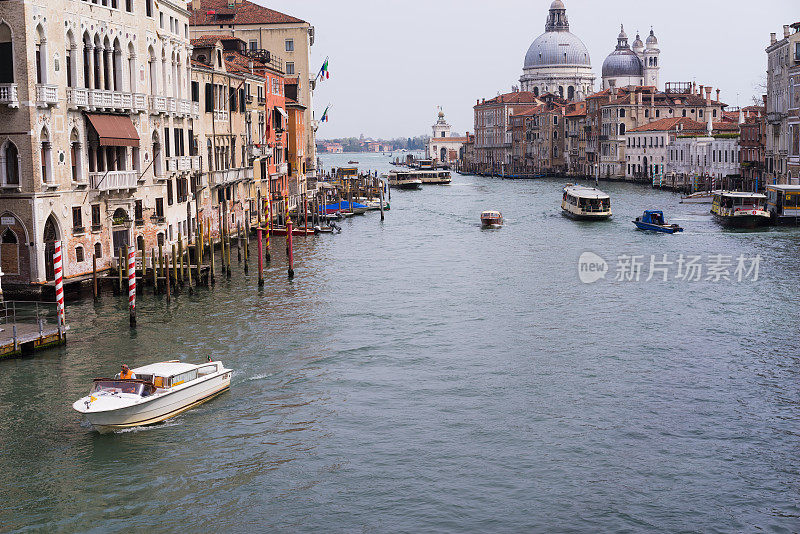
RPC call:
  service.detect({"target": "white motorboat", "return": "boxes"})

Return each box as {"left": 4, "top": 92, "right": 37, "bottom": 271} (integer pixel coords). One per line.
{"left": 680, "top": 191, "right": 715, "bottom": 204}
{"left": 387, "top": 171, "right": 422, "bottom": 190}
{"left": 73, "top": 360, "right": 232, "bottom": 433}
{"left": 561, "top": 184, "right": 612, "bottom": 220}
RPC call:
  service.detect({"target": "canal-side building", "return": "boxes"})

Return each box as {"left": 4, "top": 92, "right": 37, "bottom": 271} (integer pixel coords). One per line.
{"left": 666, "top": 119, "right": 742, "bottom": 188}
{"left": 524, "top": 96, "right": 567, "bottom": 175}
{"left": 473, "top": 91, "right": 542, "bottom": 175}
{"left": 285, "top": 89, "right": 306, "bottom": 215}
{"left": 519, "top": 0, "right": 594, "bottom": 100}
{"left": 0, "top": 0, "right": 196, "bottom": 290}
{"left": 188, "top": 0, "right": 317, "bottom": 184}
{"left": 765, "top": 24, "right": 800, "bottom": 184}
{"left": 739, "top": 102, "right": 767, "bottom": 191}
{"left": 788, "top": 30, "right": 800, "bottom": 184}
{"left": 564, "top": 101, "right": 588, "bottom": 177}
{"left": 625, "top": 117, "right": 708, "bottom": 181}
{"left": 426, "top": 110, "right": 468, "bottom": 165}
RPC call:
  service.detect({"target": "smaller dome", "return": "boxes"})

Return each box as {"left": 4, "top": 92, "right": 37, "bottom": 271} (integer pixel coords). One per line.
{"left": 549, "top": 0, "right": 565, "bottom": 9}
{"left": 438, "top": 111, "right": 445, "bottom": 118}
{"left": 618, "top": 24, "right": 627, "bottom": 41}
{"left": 646, "top": 29, "right": 658, "bottom": 47}
{"left": 633, "top": 33, "right": 644, "bottom": 51}
{"left": 602, "top": 49, "right": 643, "bottom": 78}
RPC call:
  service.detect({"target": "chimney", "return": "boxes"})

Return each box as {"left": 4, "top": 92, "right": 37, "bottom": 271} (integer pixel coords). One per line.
{"left": 784, "top": 25, "right": 791, "bottom": 38}
{"left": 716, "top": 88, "right": 720, "bottom": 102}
{"left": 705, "top": 86, "right": 712, "bottom": 105}
{"left": 771, "top": 32, "right": 777, "bottom": 45}
{"left": 699, "top": 85, "right": 704, "bottom": 97}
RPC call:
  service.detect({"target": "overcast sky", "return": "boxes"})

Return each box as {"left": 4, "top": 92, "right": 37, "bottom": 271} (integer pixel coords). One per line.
{"left": 262, "top": 0, "right": 795, "bottom": 139}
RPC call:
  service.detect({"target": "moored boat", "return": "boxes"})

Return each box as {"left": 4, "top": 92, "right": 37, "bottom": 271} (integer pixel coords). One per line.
{"left": 633, "top": 210, "right": 683, "bottom": 233}
{"left": 765, "top": 184, "right": 800, "bottom": 224}
{"left": 269, "top": 226, "right": 316, "bottom": 236}
{"left": 480, "top": 210, "right": 503, "bottom": 227}
{"left": 680, "top": 191, "right": 714, "bottom": 204}
{"left": 319, "top": 201, "right": 368, "bottom": 214}
{"left": 416, "top": 170, "right": 452, "bottom": 185}
{"left": 387, "top": 171, "right": 422, "bottom": 190}
{"left": 73, "top": 360, "right": 232, "bottom": 433}
{"left": 561, "top": 184, "right": 612, "bottom": 220}
{"left": 711, "top": 191, "right": 770, "bottom": 228}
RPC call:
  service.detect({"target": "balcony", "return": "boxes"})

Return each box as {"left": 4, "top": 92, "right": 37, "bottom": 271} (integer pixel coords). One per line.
{"left": 67, "top": 88, "right": 148, "bottom": 113}
{"left": 0, "top": 83, "right": 19, "bottom": 108}
{"left": 214, "top": 109, "right": 229, "bottom": 122}
{"left": 212, "top": 167, "right": 252, "bottom": 186}
{"left": 767, "top": 111, "right": 785, "bottom": 124}
{"left": 89, "top": 170, "right": 138, "bottom": 192}
{"left": 35, "top": 84, "right": 58, "bottom": 107}
{"left": 149, "top": 95, "right": 168, "bottom": 115}
{"left": 190, "top": 155, "right": 201, "bottom": 171}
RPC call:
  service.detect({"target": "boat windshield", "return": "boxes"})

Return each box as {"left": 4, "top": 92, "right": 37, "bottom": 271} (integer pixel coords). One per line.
{"left": 91, "top": 380, "right": 155, "bottom": 397}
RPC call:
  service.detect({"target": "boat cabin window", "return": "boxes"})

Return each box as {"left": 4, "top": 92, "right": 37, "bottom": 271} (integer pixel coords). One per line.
{"left": 197, "top": 363, "right": 219, "bottom": 377}
{"left": 170, "top": 369, "right": 198, "bottom": 387}
{"left": 91, "top": 380, "right": 155, "bottom": 397}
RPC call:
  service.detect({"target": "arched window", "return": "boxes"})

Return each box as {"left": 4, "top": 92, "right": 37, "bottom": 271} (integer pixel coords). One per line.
{"left": 137, "top": 235, "right": 144, "bottom": 252}
{"left": 0, "top": 22, "right": 13, "bottom": 84}
{"left": 43, "top": 215, "right": 60, "bottom": 281}
{"left": 568, "top": 86, "right": 575, "bottom": 101}
{"left": 148, "top": 46, "right": 158, "bottom": 94}
{"left": 65, "top": 30, "right": 77, "bottom": 88}
{"left": 558, "top": 86, "right": 564, "bottom": 98}
{"left": 75, "top": 245, "right": 85, "bottom": 263}
{"left": 94, "top": 242, "right": 102, "bottom": 259}
{"left": 152, "top": 131, "right": 163, "bottom": 177}
{"left": 619, "top": 123, "right": 626, "bottom": 136}
{"left": 533, "top": 87, "right": 539, "bottom": 97}
{"left": 619, "top": 108, "right": 626, "bottom": 118}
{"left": 1, "top": 228, "right": 19, "bottom": 274}
{"left": 112, "top": 38, "right": 123, "bottom": 91}
{"left": 2, "top": 141, "right": 20, "bottom": 186}
{"left": 127, "top": 42, "right": 136, "bottom": 93}
{"left": 40, "top": 128, "right": 52, "bottom": 184}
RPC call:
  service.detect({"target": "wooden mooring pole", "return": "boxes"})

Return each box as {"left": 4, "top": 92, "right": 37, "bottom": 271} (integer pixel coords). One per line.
{"left": 165, "top": 253, "right": 171, "bottom": 304}
{"left": 287, "top": 218, "right": 294, "bottom": 279}
{"left": 257, "top": 227, "right": 264, "bottom": 287}
{"left": 92, "top": 253, "right": 98, "bottom": 300}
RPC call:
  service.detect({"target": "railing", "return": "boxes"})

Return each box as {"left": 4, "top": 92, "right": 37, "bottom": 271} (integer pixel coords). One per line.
{"left": 211, "top": 167, "right": 252, "bottom": 186}
{"left": 36, "top": 84, "right": 58, "bottom": 107}
{"left": 0, "top": 83, "right": 18, "bottom": 107}
{"left": 214, "top": 109, "right": 229, "bottom": 122}
{"left": 190, "top": 155, "right": 201, "bottom": 171}
{"left": 89, "top": 170, "right": 138, "bottom": 191}
{"left": 0, "top": 301, "right": 62, "bottom": 337}
{"left": 767, "top": 112, "right": 785, "bottom": 124}
{"left": 191, "top": 101, "right": 200, "bottom": 116}
{"left": 149, "top": 95, "right": 168, "bottom": 114}
{"left": 67, "top": 88, "right": 147, "bottom": 113}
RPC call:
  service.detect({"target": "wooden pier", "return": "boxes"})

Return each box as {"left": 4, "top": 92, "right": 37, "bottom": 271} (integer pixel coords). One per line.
{"left": 0, "top": 301, "right": 67, "bottom": 359}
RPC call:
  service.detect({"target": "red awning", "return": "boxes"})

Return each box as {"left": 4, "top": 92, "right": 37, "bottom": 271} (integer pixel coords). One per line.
{"left": 85, "top": 113, "right": 140, "bottom": 147}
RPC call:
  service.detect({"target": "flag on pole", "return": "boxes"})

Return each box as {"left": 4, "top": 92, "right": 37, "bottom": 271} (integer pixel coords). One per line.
{"left": 317, "top": 57, "right": 330, "bottom": 82}
{"left": 320, "top": 104, "right": 330, "bottom": 123}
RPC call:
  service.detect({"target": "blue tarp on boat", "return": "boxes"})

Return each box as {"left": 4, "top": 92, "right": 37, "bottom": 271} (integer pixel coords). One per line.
{"left": 320, "top": 201, "right": 367, "bottom": 213}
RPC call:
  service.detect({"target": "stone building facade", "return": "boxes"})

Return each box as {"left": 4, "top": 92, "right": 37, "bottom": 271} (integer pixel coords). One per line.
{"left": 0, "top": 0, "right": 197, "bottom": 290}
{"left": 426, "top": 110, "right": 467, "bottom": 165}
{"left": 765, "top": 23, "right": 800, "bottom": 184}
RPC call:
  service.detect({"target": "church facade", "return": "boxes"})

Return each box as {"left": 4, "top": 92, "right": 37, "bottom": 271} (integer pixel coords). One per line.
{"left": 601, "top": 26, "right": 661, "bottom": 90}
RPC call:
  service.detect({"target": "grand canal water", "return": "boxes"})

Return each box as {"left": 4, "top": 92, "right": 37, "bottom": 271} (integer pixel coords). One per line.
{"left": 1, "top": 151, "right": 799, "bottom": 532}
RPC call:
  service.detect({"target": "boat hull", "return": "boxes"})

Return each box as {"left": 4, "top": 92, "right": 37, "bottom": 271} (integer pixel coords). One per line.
{"left": 390, "top": 182, "right": 422, "bottom": 190}
{"left": 562, "top": 209, "right": 612, "bottom": 221}
{"left": 712, "top": 212, "right": 771, "bottom": 228}
{"left": 269, "top": 227, "right": 315, "bottom": 236}
{"left": 77, "top": 372, "right": 231, "bottom": 433}
{"left": 633, "top": 221, "right": 683, "bottom": 233}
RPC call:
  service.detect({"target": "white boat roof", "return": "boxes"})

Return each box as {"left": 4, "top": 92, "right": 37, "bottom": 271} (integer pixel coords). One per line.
{"left": 564, "top": 185, "right": 610, "bottom": 199}
{"left": 481, "top": 211, "right": 501, "bottom": 216}
{"left": 714, "top": 191, "right": 767, "bottom": 199}
{"left": 132, "top": 361, "right": 202, "bottom": 376}
{"left": 766, "top": 184, "right": 800, "bottom": 191}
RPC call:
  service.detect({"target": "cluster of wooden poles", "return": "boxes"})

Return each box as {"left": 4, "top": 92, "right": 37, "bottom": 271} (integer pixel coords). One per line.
{"left": 90, "top": 212, "right": 299, "bottom": 328}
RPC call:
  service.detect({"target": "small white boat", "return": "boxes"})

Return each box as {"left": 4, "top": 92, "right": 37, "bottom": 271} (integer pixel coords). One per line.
{"left": 561, "top": 184, "right": 612, "bottom": 220}
{"left": 73, "top": 360, "right": 232, "bottom": 433}
{"left": 680, "top": 191, "right": 714, "bottom": 204}
{"left": 481, "top": 210, "right": 503, "bottom": 227}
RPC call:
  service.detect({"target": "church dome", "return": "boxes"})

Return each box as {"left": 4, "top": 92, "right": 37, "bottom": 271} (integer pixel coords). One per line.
{"left": 602, "top": 49, "right": 643, "bottom": 78}
{"left": 549, "top": 0, "right": 565, "bottom": 8}
{"left": 524, "top": 31, "right": 591, "bottom": 68}
{"left": 646, "top": 29, "right": 658, "bottom": 47}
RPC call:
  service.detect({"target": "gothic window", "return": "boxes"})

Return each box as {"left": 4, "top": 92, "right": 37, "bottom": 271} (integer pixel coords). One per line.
{"left": 0, "top": 22, "right": 12, "bottom": 84}
{"left": 40, "top": 128, "right": 52, "bottom": 184}
{"left": 619, "top": 124, "right": 626, "bottom": 136}
{"left": 1, "top": 228, "right": 19, "bottom": 274}
{"left": 3, "top": 141, "right": 20, "bottom": 186}
{"left": 95, "top": 242, "right": 102, "bottom": 259}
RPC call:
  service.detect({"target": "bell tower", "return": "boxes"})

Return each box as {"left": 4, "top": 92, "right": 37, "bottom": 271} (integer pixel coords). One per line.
{"left": 644, "top": 28, "right": 660, "bottom": 88}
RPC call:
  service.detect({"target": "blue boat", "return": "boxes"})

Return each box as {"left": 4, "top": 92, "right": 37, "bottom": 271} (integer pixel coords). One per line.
{"left": 633, "top": 210, "right": 684, "bottom": 233}
{"left": 320, "top": 201, "right": 368, "bottom": 214}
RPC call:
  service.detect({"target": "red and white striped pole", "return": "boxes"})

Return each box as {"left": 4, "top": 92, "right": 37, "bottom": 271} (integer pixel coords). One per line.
{"left": 127, "top": 247, "right": 136, "bottom": 327}
{"left": 54, "top": 240, "right": 65, "bottom": 326}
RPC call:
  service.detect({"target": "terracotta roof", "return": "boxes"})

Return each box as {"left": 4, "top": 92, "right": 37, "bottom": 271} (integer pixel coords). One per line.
{"left": 284, "top": 77, "right": 300, "bottom": 84}
{"left": 431, "top": 137, "right": 468, "bottom": 143}
{"left": 479, "top": 91, "right": 541, "bottom": 106}
{"left": 510, "top": 105, "right": 543, "bottom": 118}
{"left": 189, "top": 0, "right": 305, "bottom": 26}
{"left": 190, "top": 34, "right": 237, "bottom": 47}
{"left": 629, "top": 117, "right": 706, "bottom": 132}
{"left": 223, "top": 50, "right": 266, "bottom": 77}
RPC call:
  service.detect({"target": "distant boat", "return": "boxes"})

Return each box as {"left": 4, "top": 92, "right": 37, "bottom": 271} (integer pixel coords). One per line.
{"left": 633, "top": 210, "right": 683, "bottom": 233}
{"left": 387, "top": 171, "right": 422, "bottom": 190}
{"left": 680, "top": 191, "right": 714, "bottom": 204}
{"left": 348, "top": 160, "right": 359, "bottom": 164}
{"left": 481, "top": 210, "right": 503, "bottom": 227}
{"left": 561, "top": 184, "right": 612, "bottom": 220}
